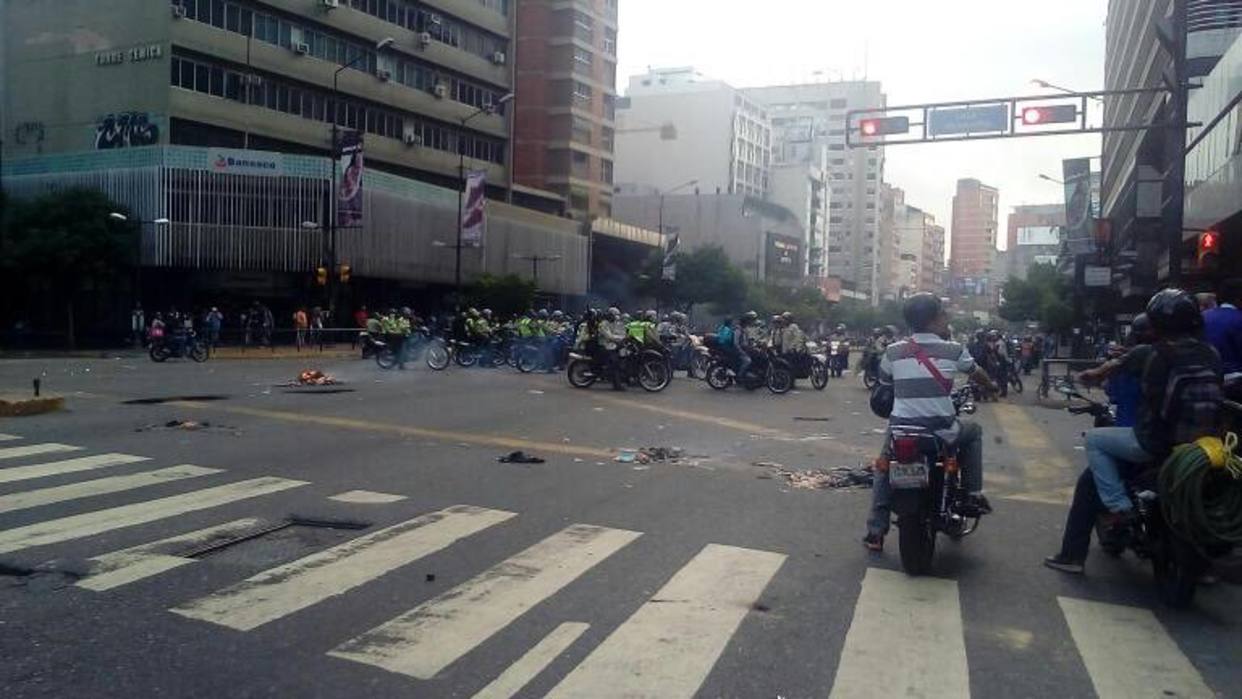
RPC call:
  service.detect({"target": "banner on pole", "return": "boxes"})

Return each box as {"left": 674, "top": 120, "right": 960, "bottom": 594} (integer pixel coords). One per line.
{"left": 662, "top": 234, "right": 679, "bottom": 281}
{"left": 337, "top": 131, "right": 364, "bottom": 227}
{"left": 461, "top": 170, "right": 487, "bottom": 247}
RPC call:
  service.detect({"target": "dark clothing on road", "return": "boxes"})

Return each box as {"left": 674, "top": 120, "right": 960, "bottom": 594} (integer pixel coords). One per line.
{"left": 1056, "top": 468, "right": 1105, "bottom": 563}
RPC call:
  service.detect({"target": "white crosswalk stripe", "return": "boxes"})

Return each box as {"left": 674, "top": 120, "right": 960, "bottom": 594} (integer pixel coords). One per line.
{"left": 0, "top": 476, "right": 307, "bottom": 554}
{"left": 328, "top": 523, "right": 642, "bottom": 680}
{"left": 171, "top": 505, "right": 516, "bottom": 631}
{"left": 0, "top": 433, "right": 20, "bottom": 441}
{"left": 0, "top": 443, "right": 81, "bottom": 461}
{"left": 0, "top": 465, "right": 221, "bottom": 514}
{"left": 472, "top": 622, "right": 590, "bottom": 699}
{"left": 830, "top": 567, "right": 970, "bottom": 699}
{"left": 78, "top": 518, "right": 269, "bottom": 592}
{"left": 546, "top": 543, "right": 786, "bottom": 699}
{"left": 0, "top": 453, "right": 150, "bottom": 485}
{"left": 1058, "top": 597, "right": 1215, "bottom": 699}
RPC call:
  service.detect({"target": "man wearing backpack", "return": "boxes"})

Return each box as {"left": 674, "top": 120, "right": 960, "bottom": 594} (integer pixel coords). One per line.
{"left": 1073, "top": 289, "right": 1221, "bottom": 539}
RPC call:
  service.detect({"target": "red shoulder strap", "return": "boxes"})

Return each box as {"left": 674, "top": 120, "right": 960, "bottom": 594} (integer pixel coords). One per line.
{"left": 909, "top": 339, "right": 953, "bottom": 393}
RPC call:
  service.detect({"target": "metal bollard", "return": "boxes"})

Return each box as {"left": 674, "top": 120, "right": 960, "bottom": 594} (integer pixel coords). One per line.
{"left": 33, "top": 378, "right": 41, "bottom": 397}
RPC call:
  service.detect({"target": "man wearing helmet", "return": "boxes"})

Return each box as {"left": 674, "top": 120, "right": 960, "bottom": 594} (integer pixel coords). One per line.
{"left": 1044, "top": 289, "right": 1223, "bottom": 573}
{"left": 601, "top": 307, "right": 628, "bottom": 390}
{"left": 864, "top": 293, "right": 1000, "bottom": 552}
{"left": 735, "top": 311, "right": 760, "bottom": 378}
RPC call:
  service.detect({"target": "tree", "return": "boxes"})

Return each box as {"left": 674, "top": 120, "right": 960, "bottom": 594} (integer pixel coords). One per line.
{"left": 998, "top": 262, "right": 1074, "bottom": 332}
{"left": 638, "top": 246, "right": 749, "bottom": 312}
{"left": 2, "top": 188, "right": 137, "bottom": 348}
{"left": 465, "top": 274, "right": 536, "bottom": 318}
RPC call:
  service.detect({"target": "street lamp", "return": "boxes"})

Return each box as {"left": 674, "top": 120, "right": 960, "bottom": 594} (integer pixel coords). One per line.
{"left": 325, "top": 36, "right": 395, "bottom": 314}
{"left": 107, "top": 212, "right": 169, "bottom": 311}
{"left": 451, "top": 92, "right": 515, "bottom": 306}
{"left": 1030, "top": 78, "right": 1103, "bottom": 102}
{"left": 512, "top": 253, "right": 562, "bottom": 289}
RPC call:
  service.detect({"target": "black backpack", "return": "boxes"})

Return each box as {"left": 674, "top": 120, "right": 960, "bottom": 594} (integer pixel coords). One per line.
{"left": 1149, "top": 342, "right": 1223, "bottom": 447}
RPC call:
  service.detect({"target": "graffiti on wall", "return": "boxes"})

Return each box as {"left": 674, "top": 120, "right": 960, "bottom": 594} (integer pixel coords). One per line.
{"left": 94, "top": 111, "right": 160, "bottom": 149}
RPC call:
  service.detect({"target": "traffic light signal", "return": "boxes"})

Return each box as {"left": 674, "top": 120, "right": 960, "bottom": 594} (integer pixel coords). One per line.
{"left": 859, "top": 116, "right": 910, "bottom": 138}
{"left": 1198, "top": 229, "right": 1220, "bottom": 266}
{"left": 1020, "top": 105, "right": 1078, "bottom": 125}
{"left": 339, "top": 264, "right": 351, "bottom": 284}
{"left": 316, "top": 266, "right": 328, "bottom": 286}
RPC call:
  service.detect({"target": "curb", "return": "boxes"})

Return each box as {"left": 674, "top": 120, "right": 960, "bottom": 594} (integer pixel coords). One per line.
{"left": 0, "top": 395, "right": 65, "bottom": 417}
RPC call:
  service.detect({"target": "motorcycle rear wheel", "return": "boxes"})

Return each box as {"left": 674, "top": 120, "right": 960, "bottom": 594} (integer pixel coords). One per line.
{"left": 768, "top": 366, "right": 794, "bottom": 395}
{"left": 1010, "top": 373, "right": 1024, "bottom": 394}
{"left": 376, "top": 347, "right": 399, "bottom": 370}
{"left": 455, "top": 349, "right": 479, "bottom": 367}
{"left": 149, "top": 345, "right": 170, "bottom": 363}
{"left": 706, "top": 362, "right": 733, "bottom": 390}
{"left": 897, "top": 510, "right": 936, "bottom": 576}
{"left": 567, "top": 359, "right": 596, "bottom": 388}
{"left": 425, "top": 343, "right": 450, "bottom": 371}
{"left": 516, "top": 346, "right": 541, "bottom": 374}
{"left": 637, "top": 357, "right": 671, "bottom": 392}
{"left": 863, "top": 371, "right": 879, "bottom": 389}
{"left": 189, "top": 344, "right": 209, "bottom": 363}
{"left": 1152, "top": 527, "right": 1206, "bottom": 608}
{"left": 690, "top": 353, "right": 710, "bottom": 380}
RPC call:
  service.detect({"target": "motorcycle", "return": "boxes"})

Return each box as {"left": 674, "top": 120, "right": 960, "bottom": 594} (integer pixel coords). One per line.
{"left": 861, "top": 348, "right": 881, "bottom": 388}
{"left": 886, "top": 384, "right": 982, "bottom": 575}
{"left": 565, "top": 340, "right": 671, "bottom": 392}
{"left": 149, "top": 331, "right": 208, "bottom": 363}
{"left": 705, "top": 347, "right": 794, "bottom": 395}
{"left": 1059, "top": 386, "right": 1232, "bottom": 607}
{"left": 790, "top": 344, "right": 829, "bottom": 391}
{"left": 663, "top": 334, "right": 704, "bottom": 379}
{"left": 372, "top": 328, "right": 433, "bottom": 370}
{"left": 516, "top": 332, "right": 574, "bottom": 374}
{"left": 425, "top": 336, "right": 506, "bottom": 371}
{"left": 829, "top": 340, "right": 850, "bottom": 378}
{"left": 1006, "top": 362, "right": 1025, "bottom": 394}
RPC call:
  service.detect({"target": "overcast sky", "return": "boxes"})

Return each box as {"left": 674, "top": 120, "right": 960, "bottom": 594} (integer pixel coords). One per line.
{"left": 615, "top": 0, "right": 1107, "bottom": 252}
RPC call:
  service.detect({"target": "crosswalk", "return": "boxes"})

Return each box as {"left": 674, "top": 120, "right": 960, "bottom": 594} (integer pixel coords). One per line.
{"left": 0, "top": 432, "right": 1229, "bottom": 698}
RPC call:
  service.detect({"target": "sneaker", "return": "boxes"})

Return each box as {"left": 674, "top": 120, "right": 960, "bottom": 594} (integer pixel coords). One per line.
{"left": 1043, "top": 554, "right": 1085, "bottom": 575}
{"left": 862, "top": 534, "right": 884, "bottom": 552}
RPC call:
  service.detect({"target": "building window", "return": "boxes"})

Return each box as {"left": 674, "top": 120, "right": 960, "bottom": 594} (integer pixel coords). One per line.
{"left": 601, "top": 159, "right": 613, "bottom": 184}
{"left": 601, "top": 126, "right": 614, "bottom": 151}
{"left": 829, "top": 143, "right": 844, "bottom": 151}
{"left": 830, "top": 98, "right": 847, "bottom": 108}
{"left": 573, "top": 81, "right": 593, "bottom": 105}
{"left": 571, "top": 115, "right": 592, "bottom": 145}
{"left": 603, "top": 93, "right": 615, "bottom": 120}
{"left": 603, "top": 27, "right": 617, "bottom": 55}
{"left": 573, "top": 47, "right": 593, "bottom": 75}
{"left": 573, "top": 10, "right": 593, "bottom": 41}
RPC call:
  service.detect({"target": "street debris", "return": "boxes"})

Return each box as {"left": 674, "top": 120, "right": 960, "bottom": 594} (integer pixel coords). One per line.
{"left": 135, "top": 419, "right": 240, "bottom": 435}
{"left": 752, "top": 461, "right": 874, "bottom": 490}
{"left": 527, "top": 389, "right": 545, "bottom": 395}
{"left": 497, "top": 450, "right": 545, "bottom": 464}
{"left": 615, "top": 446, "right": 687, "bottom": 465}
{"left": 793, "top": 416, "right": 832, "bottom": 422}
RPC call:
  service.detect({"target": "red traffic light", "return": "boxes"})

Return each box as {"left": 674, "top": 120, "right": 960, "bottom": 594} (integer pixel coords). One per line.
{"left": 1020, "top": 105, "right": 1078, "bottom": 126}
{"left": 1200, "top": 230, "right": 1219, "bottom": 253}
{"left": 858, "top": 116, "right": 910, "bottom": 138}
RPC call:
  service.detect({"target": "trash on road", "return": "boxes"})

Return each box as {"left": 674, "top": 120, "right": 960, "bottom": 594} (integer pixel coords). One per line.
{"left": 752, "top": 462, "right": 874, "bottom": 490}
{"left": 615, "top": 446, "right": 687, "bottom": 465}
{"left": 793, "top": 416, "right": 832, "bottom": 422}
{"left": 527, "top": 390, "right": 545, "bottom": 395}
{"left": 498, "top": 451, "right": 545, "bottom": 464}
{"left": 135, "top": 419, "right": 240, "bottom": 435}
{"left": 297, "top": 369, "right": 338, "bottom": 386}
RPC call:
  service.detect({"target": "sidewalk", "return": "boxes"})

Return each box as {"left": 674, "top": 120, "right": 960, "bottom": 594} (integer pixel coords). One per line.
{"left": 0, "top": 346, "right": 359, "bottom": 362}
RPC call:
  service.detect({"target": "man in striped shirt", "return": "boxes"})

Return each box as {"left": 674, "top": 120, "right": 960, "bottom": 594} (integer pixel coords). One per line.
{"left": 864, "top": 293, "right": 1000, "bottom": 552}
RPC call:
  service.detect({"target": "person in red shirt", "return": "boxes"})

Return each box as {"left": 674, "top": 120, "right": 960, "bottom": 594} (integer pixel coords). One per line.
{"left": 354, "top": 306, "right": 369, "bottom": 329}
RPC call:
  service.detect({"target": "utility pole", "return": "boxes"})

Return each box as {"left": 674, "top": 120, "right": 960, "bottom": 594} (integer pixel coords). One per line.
{"left": 512, "top": 253, "right": 562, "bottom": 290}
{"left": 1162, "top": 0, "right": 1190, "bottom": 285}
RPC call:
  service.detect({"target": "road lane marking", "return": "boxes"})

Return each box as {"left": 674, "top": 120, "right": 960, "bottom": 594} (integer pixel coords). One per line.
{"left": 0, "top": 477, "right": 307, "bottom": 554}
{"left": 1000, "top": 485, "right": 1075, "bottom": 506}
{"left": 327, "top": 490, "right": 407, "bottom": 504}
{"left": 546, "top": 543, "right": 786, "bottom": 699}
{"left": 588, "top": 394, "right": 790, "bottom": 437}
{"left": 329, "top": 523, "right": 642, "bottom": 680}
{"left": 0, "top": 453, "right": 149, "bottom": 484}
{"left": 172, "top": 401, "right": 614, "bottom": 459}
{"left": 1058, "top": 597, "right": 1215, "bottom": 699}
{"left": 79, "top": 518, "right": 267, "bottom": 591}
{"left": 172, "top": 505, "right": 516, "bottom": 631}
{"left": 0, "top": 465, "right": 221, "bottom": 514}
{"left": 829, "top": 567, "right": 969, "bottom": 699}
{"left": 0, "top": 434, "right": 19, "bottom": 441}
{"left": 0, "top": 443, "right": 81, "bottom": 461}
{"left": 472, "top": 622, "right": 590, "bottom": 699}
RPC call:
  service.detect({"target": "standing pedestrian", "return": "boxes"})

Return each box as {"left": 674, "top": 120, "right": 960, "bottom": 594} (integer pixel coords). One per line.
{"left": 310, "top": 306, "right": 324, "bottom": 347}
{"left": 205, "top": 307, "right": 223, "bottom": 349}
{"left": 261, "top": 304, "right": 274, "bottom": 346}
{"left": 293, "top": 307, "right": 309, "bottom": 350}
{"left": 130, "top": 304, "right": 145, "bottom": 347}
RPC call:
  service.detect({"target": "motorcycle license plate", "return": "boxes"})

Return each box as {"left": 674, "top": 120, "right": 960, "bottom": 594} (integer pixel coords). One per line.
{"left": 889, "top": 462, "right": 930, "bottom": 489}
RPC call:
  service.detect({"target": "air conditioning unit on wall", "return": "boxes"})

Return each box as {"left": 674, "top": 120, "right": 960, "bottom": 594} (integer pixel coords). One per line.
{"left": 403, "top": 129, "right": 422, "bottom": 147}
{"left": 171, "top": 3, "right": 187, "bottom": 19}
{"left": 322, "top": 0, "right": 340, "bottom": 9}
{"left": 293, "top": 42, "right": 310, "bottom": 56}
{"left": 418, "top": 32, "right": 432, "bottom": 48}
{"left": 376, "top": 68, "right": 392, "bottom": 81}
{"left": 433, "top": 83, "right": 448, "bottom": 99}
{"left": 491, "top": 51, "right": 506, "bottom": 65}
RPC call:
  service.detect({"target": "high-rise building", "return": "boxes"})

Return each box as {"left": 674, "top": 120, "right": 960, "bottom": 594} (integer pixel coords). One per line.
{"left": 614, "top": 67, "right": 772, "bottom": 199}
{"left": 1004, "top": 204, "right": 1065, "bottom": 280}
{"left": 768, "top": 163, "right": 829, "bottom": 278}
{"left": 921, "top": 218, "right": 946, "bottom": 296}
{"left": 0, "top": 0, "right": 588, "bottom": 308}
{"left": 878, "top": 185, "right": 943, "bottom": 300}
{"left": 743, "top": 81, "right": 886, "bottom": 300}
{"left": 950, "top": 178, "right": 999, "bottom": 293}
{"left": 513, "top": 0, "right": 619, "bottom": 219}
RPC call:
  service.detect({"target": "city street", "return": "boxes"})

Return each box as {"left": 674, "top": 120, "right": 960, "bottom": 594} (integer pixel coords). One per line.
{"left": 0, "top": 355, "right": 1238, "bottom": 698}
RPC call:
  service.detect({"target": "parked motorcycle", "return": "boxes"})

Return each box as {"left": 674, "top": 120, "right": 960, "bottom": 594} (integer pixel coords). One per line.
{"left": 886, "top": 384, "right": 981, "bottom": 575}
{"left": 425, "top": 337, "right": 506, "bottom": 371}
{"left": 705, "top": 347, "right": 794, "bottom": 395}
{"left": 1059, "top": 386, "right": 1232, "bottom": 607}
{"left": 789, "top": 344, "right": 829, "bottom": 391}
{"left": 149, "top": 331, "right": 208, "bottom": 363}
{"left": 565, "top": 341, "right": 671, "bottom": 392}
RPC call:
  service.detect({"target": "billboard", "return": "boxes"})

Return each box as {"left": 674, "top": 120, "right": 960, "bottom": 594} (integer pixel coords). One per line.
{"left": 461, "top": 170, "right": 487, "bottom": 246}
{"left": 1016, "top": 225, "right": 1060, "bottom": 246}
{"left": 337, "top": 131, "right": 364, "bottom": 227}
{"left": 1062, "top": 157, "right": 1094, "bottom": 254}
{"left": 765, "top": 233, "right": 803, "bottom": 282}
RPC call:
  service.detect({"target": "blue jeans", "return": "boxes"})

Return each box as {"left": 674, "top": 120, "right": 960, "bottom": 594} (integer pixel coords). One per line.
{"left": 735, "top": 349, "right": 752, "bottom": 377}
{"left": 1085, "top": 427, "right": 1151, "bottom": 513}
{"left": 867, "top": 421, "right": 984, "bottom": 537}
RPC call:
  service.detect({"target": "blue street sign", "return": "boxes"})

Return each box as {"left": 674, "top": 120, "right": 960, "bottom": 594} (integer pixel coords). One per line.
{"left": 928, "top": 104, "right": 1010, "bottom": 136}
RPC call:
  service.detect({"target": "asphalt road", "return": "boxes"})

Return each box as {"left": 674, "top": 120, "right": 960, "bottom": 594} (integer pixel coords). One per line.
{"left": 0, "top": 353, "right": 1238, "bottom": 698}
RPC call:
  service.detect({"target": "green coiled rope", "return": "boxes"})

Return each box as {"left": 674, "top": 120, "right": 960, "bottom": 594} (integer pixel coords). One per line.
{"left": 1158, "top": 433, "right": 1242, "bottom": 550}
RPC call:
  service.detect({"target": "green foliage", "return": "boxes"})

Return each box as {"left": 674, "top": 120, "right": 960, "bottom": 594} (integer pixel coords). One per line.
{"left": 466, "top": 274, "right": 537, "bottom": 318}
{"left": 639, "top": 245, "right": 748, "bottom": 312}
{"left": 1, "top": 188, "right": 138, "bottom": 347}
{"left": 998, "top": 262, "right": 1075, "bottom": 333}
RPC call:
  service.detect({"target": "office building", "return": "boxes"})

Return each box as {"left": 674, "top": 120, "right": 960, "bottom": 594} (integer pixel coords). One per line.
{"left": 513, "top": 0, "right": 619, "bottom": 218}
{"left": 1102, "top": 0, "right": 1242, "bottom": 295}
{"left": 743, "top": 81, "right": 886, "bottom": 300}
{"left": 1004, "top": 204, "right": 1065, "bottom": 280}
{"left": 950, "top": 178, "right": 999, "bottom": 297}
{"left": 0, "top": 0, "right": 587, "bottom": 313}
{"left": 614, "top": 67, "right": 772, "bottom": 199}
{"left": 879, "top": 185, "right": 943, "bottom": 300}
{"left": 768, "top": 162, "right": 829, "bottom": 278}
